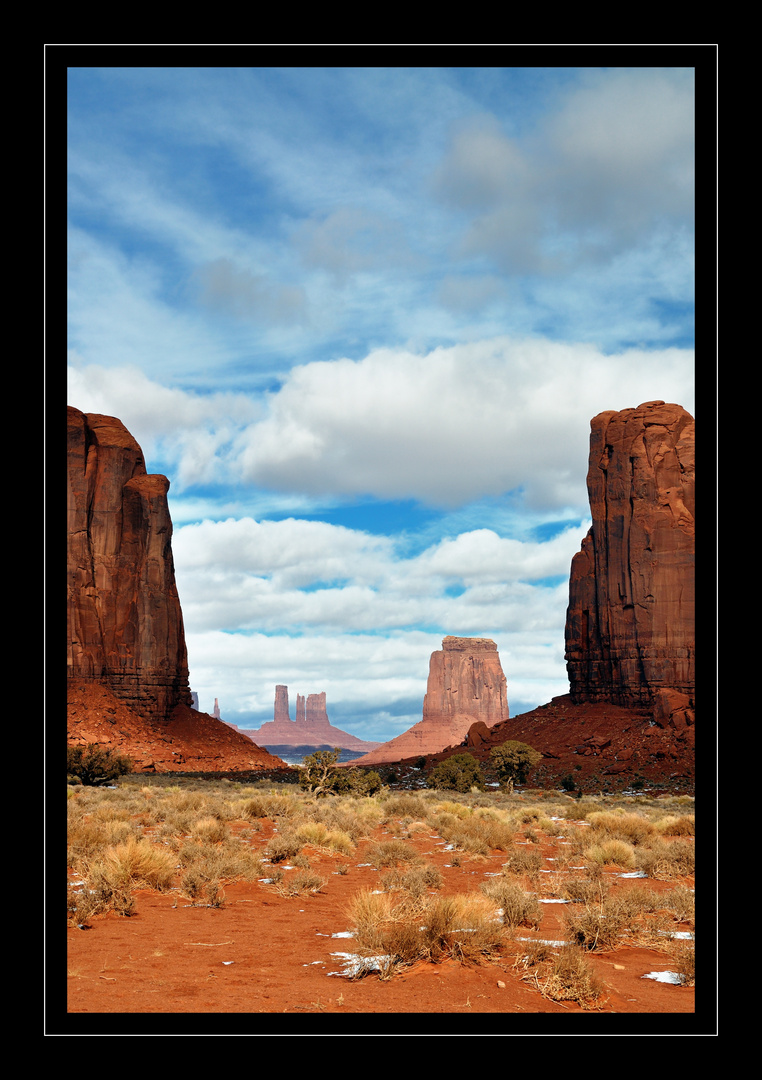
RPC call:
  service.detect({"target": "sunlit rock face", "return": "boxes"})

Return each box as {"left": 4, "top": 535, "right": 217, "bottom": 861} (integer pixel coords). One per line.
{"left": 348, "top": 636, "right": 510, "bottom": 765}
{"left": 565, "top": 401, "right": 695, "bottom": 711}
{"left": 67, "top": 406, "right": 192, "bottom": 721}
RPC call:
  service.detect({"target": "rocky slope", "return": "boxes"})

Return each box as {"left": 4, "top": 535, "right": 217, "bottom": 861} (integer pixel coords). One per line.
{"left": 67, "top": 407, "right": 285, "bottom": 773}
{"left": 347, "top": 637, "right": 510, "bottom": 766}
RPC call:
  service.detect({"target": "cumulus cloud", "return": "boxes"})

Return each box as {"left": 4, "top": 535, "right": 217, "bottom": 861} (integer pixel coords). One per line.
{"left": 233, "top": 336, "right": 695, "bottom": 510}
{"left": 67, "top": 360, "right": 261, "bottom": 489}
{"left": 172, "top": 514, "right": 585, "bottom": 722}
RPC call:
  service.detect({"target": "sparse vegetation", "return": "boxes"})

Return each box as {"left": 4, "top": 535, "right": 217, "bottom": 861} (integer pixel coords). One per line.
{"left": 67, "top": 773, "right": 695, "bottom": 1012}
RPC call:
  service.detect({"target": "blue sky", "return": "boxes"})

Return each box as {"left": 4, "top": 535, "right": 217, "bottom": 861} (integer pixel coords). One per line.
{"left": 65, "top": 60, "right": 698, "bottom": 743}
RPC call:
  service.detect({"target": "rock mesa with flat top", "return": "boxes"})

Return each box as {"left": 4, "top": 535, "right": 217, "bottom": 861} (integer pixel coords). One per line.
{"left": 347, "top": 636, "right": 510, "bottom": 765}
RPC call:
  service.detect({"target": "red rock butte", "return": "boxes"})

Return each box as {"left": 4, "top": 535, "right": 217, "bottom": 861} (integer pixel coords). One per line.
{"left": 347, "top": 636, "right": 510, "bottom": 766}
{"left": 564, "top": 400, "right": 695, "bottom": 717}
{"left": 67, "top": 407, "right": 284, "bottom": 773}
{"left": 241, "top": 686, "right": 381, "bottom": 753}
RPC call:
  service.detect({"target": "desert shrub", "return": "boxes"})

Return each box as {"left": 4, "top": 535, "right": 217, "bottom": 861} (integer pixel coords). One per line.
{"left": 380, "top": 862, "right": 443, "bottom": 897}
{"left": 68, "top": 871, "right": 135, "bottom": 922}
{"left": 294, "top": 820, "right": 355, "bottom": 856}
{"left": 329, "top": 767, "right": 384, "bottom": 797}
{"left": 558, "top": 875, "right": 606, "bottom": 906}
{"left": 298, "top": 749, "right": 382, "bottom": 797}
{"left": 264, "top": 831, "right": 304, "bottom": 863}
{"left": 94, "top": 836, "right": 177, "bottom": 891}
{"left": 240, "top": 792, "right": 298, "bottom": 819}
{"left": 67, "top": 744, "right": 133, "bottom": 786}
{"left": 382, "top": 793, "right": 430, "bottom": 820}
{"left": 438, "top": 814, "right": 515, "bottom": 856}
{"left": 635, "top": 837, "right": 695, "bottom": 879}
{"left": 587, "top": 810, "right": 653, "bottom": 846}
{"left": 585, "top": 838, "right": 637, "bottom": 868}
{"left": 180, "top": 868, "right": 226, "bottom": 907}
{"left": 190, "top": 816, "right": 230, "bottom": 843}
{"left": 489, "top": 741, "right": 542, "bottom": 791}
{"left": 563, "top": 896, "right": 630, "bottom": 951}
{"left": 668, "top": 936, "right": 695, "bottom": 986}
{"left": 367, "top": 839, "right": 421, "bottom": 868}
{"left": 533, "top": 945, "right": 607, "bottom": 1009}
{"left": 499, "top": 846, "right": 544, "bottom": 877}
{"left": 658, "top": 815, "right": 696, "bottom": 837}
{"left": 661, "top": 884, "right": 695, "bottom": 927}
{"left": 270, "top": 870, "right": 327, "bottom": 898}
{"left": 176, "top": 837, "right": 263, "bottom": 882}
{"left": 428, "top": 753, "right": 485, "bottom": 793}
{"left": 480, "top": 878, "right": 542, "bottom": 929}
{"left": 346, "top": 889, "right": 506, "bottom": 978}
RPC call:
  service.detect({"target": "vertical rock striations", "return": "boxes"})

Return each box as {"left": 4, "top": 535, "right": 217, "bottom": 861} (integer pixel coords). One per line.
{"left": 67, "top": 406, "right": 193, "bottom": 721}
{"left": 422, "top": 636, "right": 510, "bottom": 730}
{"left": 348, "top": 636, "right": 510, "bottom": 765}
{"left": 564, "top": 401, "right": 695, "bottom": 711}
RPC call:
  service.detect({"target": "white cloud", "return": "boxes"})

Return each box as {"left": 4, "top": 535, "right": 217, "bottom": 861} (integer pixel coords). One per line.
{"left": 233, "top": 337, "right": 695, "bottom": 509}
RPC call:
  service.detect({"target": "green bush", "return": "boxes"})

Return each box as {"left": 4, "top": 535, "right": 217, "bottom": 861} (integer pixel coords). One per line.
{"left": 67, "top": 744, "right": 133, "bottom": 786}
{"left": 427, "top": 753, "right": 485, "bottom": 793}
{"left": 298, "top": 749, "right": 382, "bottom": 797}
{"left": 489, "top": 741, "right": 542, "bottom": 791}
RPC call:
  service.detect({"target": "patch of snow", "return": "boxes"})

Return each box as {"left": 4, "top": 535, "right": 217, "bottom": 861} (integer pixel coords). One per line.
{"left": 642, "top": 970, "right": 682, "bottom": 984}
{"left": 327, "top": 952, "right": 392, "bottom": 978}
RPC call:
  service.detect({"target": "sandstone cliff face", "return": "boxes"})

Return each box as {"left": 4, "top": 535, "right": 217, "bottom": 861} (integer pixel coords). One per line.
{"left": 348, "top": 636, "right": 510, "bottom": 766}
{"left": 243, "top": 686, "right": 381, "bottom": 752}
{"left": 564, "top": 401, "right": 695, "bottom": 711}
{"left": 68, "top": 407, "right": 193, "bottom": 721}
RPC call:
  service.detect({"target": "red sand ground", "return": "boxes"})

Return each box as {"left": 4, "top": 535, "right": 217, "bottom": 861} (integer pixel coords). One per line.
{"left": 61, "top": 801, "right": 702, "bottom": 1033}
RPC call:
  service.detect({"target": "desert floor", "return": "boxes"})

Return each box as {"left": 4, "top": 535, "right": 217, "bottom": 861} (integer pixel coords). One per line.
{"left": 58, "top": 777, "right": 707, "bottom": 1034}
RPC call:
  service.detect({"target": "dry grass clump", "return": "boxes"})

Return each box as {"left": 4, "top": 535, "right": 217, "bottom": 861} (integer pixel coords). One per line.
{"left": 269, "top": 870, "right": 327, "bottom": 898}
{"left": 657, "top": 814, "right": 695, "bottom": 837}
{"left": 380, "top": 862, "right": 443, "bottom": 897}
{"left": 586, "top": 810, "right": 654, "bottom": 846}
{"left": 480, "top": 878, "right": 543, "bottom": 929}
{"left": 189, "top": 816, "right": 231, "bottom": 843}
{"left": 563, "top": 894, "right": 632, "bottom": 951}
{"left": 668, "top": 936, "right": 695, "bottom": 986}
{"left": 263, "top": 831, "right": 305, "bottom": 864}
{"left": 498, "top": 845, "right": 544, "bottom": 879}
{"left": 517, "top": 944, "right": 607, "bottom": 1010}
{"left": 381, "top": 793, "right": 430, "bottom": 821}
{"left": 584, "top": 838, "right": 637, "bottom": 868}
{"left": 294, "top": 820, "right": 355, "bottom": 856}
{"left": 431, "top": 808, "right": 515, "bottom": 857}
{"left": 367, "top": 839, "right": 422, "bottom": 868}
{"left": 345, "top": 889, "right": 506, "bottom": 979}
{"left": 69, "top": 836, "right": 178, "bottom": 924}
{"left": 634, "top": 837, "right": 695, "bottom": 879}
{"left": 240, "top": 791, "right": 299, "bottom": 820}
